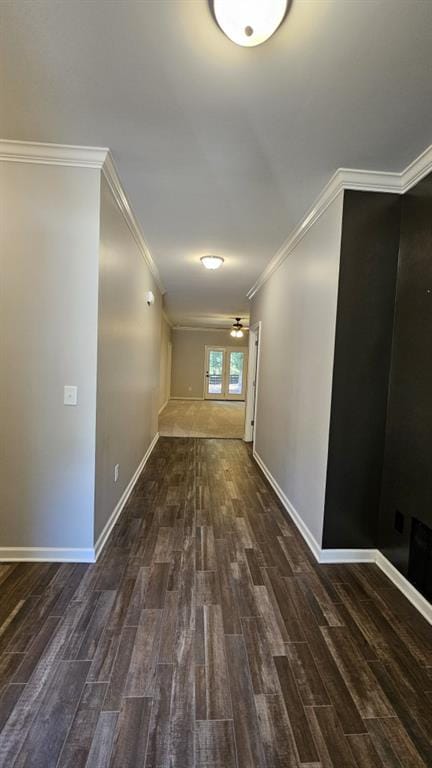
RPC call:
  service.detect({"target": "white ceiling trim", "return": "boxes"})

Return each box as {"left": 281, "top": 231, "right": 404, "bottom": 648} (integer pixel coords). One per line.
{"left": 162, "top": 310, "right": 173, "bottom": 327}
{"left": 0, "top": 139, "right": 165, "bottom": 294}
{"left": 102, "top": 153, "right": 164, "bottom": 293}
{"left": 400, "top": 142, "right": 432, "bottom": 192}
{"left": 247, "top": 143, "right": 432, "bottom": 300}
{"left": 173, "top": 325, "right": 250, "bottom": 332}
{"left": 173, "top": 326, "right": 231, "bottom": 331}
{"left": 0, "top": 139, "right": 108, "bottom": 168}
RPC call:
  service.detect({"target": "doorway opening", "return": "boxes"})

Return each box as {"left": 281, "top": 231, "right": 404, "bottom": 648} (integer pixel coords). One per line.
{"left": 244, "top": 321, "right": 261, "bottom": 444}
{"left": 204, "top": 346, "right": 248, "bottom": 401}
{"left": 159, "top": 331, "right": 249, "bottom": 439}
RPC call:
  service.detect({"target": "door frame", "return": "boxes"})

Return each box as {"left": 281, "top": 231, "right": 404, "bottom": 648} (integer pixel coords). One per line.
{"left": 167, "top": 341, "right": 172, "bottom": 400}
{"left": 244, "top": 321, "right": 262, "bottom": 443}
{"left": 225, "top": 346, "right": 249, "bottom": 401}
{"left": 203, "top": 345, "right": 249, "bottom": 401}
{"left": 204, "top": 346, "right": 226, "bottom": 400}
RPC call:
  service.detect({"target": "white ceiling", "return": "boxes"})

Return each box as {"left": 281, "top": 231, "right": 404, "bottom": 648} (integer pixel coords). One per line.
{"left": 1, "top": 0, "right": 432, "bottom": 327}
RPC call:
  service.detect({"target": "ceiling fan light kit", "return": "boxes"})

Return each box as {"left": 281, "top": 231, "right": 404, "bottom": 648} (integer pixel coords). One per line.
{"left": 230, "top": 317, "right": 244, "bottom": 337}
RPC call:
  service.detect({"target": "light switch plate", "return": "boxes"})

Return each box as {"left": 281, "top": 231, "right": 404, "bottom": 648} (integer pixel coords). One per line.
{"left": 114, "top": 464, "right": 119, "bottom": 483}
{"left": 64, "top": 385, "right": 78, "bottom": 406}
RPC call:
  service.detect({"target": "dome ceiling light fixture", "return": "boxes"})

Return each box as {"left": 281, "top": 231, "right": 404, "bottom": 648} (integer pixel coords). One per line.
{"left": 230, "top": 317, "right": 244, "bottom": 338}
{"left": 212, "top": 0, "right": 288, "bottom": 48}
{"left": 200, "top": 254, "right": 224, "bottom": 270}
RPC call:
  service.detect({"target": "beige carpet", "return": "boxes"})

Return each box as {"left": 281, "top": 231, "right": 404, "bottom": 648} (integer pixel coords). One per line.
{"left": 159, "top": 399, "right": 245, "bottom": 438}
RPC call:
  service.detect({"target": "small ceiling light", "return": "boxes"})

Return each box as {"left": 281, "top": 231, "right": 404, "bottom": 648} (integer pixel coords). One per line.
{"left": 200, "top": 255, "right": 224, "bottom": 270}
{"left": 213, "top": 0, "right": 288, "bottom": 47}
{"left": 230, "top": 317, "right": 244, "bottom": 338}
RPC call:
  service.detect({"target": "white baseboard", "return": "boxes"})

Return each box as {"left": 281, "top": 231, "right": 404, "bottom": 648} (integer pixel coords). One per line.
{"left": 0, "top": 547, "right": 95, "bottom": 563}
{"left": 0, "top": 432, "right": 160, "bottom": 565}
{"left": 318, "top": 548, "right": 376, "bottom": 564}
{"left": 253, "top": 449, "right": 322, "bottom": 562}
{"left": 170, "top": 396, "right": 204, "bottom": 401}
{"left": 375, "top": 551, "right": 432, "bottom": 625}
{"left": 252, "top": 449, "right": 431, "bottom": 625}
{"left": 158, "top": 400, "right": 169, "bottom": 415}
{"left": 94, "top": 431, "right": 160, "bottom": 561}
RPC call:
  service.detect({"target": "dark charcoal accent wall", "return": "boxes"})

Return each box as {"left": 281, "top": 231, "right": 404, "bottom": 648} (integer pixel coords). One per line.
{"left": 408, "top": 519, "right": 432, "bottom": 601}
{"left": 322, "top": 190, "right": 401, "bottom": 549}
{"left": 379, "top": 172, "right": 432, "bottom": 579}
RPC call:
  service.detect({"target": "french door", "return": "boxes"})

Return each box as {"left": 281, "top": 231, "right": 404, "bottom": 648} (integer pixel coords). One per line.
{"left": 204, "top": 346, "right": 248, "bottom": 400}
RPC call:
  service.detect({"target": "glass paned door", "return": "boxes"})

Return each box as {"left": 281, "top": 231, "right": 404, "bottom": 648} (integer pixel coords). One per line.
{"left": 206, "top": 348, "right": 225, "bottom": 398}
{"left": 227, "top": 350, "right": 246, "bottom": 399}
{"left": 204, "top": 346, "right": 248, "bottom": 400}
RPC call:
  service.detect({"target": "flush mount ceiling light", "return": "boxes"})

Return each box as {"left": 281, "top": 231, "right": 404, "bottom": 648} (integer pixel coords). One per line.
{"left": 200, "top": 255, "right": 224, "bottom": 270}
{"left": 230, "top": 317, "right": 244, "bottom": 338}
{"left": 212, "top": 0, "right": 288, "bottom": 47}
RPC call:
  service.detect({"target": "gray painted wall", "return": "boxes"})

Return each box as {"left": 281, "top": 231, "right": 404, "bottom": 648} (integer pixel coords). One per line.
{"left": 250, "top": 193, "right": 344, "bottom": 548}
{"left": 159, "top": 315, "right": 172, "bottom": 410}
{"left": 0, "top": 161, "right": 100, "bottom": 551}
{"left": 94, "top": 175, "right": 162, "bottom": 544}
{"left": 171, "top": 328, "right": 249, "bottom": 399}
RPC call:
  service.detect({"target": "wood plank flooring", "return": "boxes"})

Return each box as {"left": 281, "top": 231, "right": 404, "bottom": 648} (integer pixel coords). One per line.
{"left": 0, "top": 437, "right": 431, "bottom": 767}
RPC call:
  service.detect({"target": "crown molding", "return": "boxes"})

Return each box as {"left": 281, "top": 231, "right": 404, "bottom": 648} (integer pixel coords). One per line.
{"left": 162, "top": 310, "right": 173, "bottom": 327}
{"left": 101, "top": 153, "right": 164, "bottom": 294}
{"left": 173, "top": 325, "right": 231, "bottom": 331}
{"left": 247, "top": 143, "right": 432, "bottom": 300}
{"left": 400, "top": 142, "right": 432, "bottom": 192}
{"left": 246, "top": 173, "right": 345, "bottom": 300}
{"left": 0, "top": 139, "right": 165, "bottom": 294}
{"left": 0, "top": 139, "right": 108, "bottom": 168}
{"left": 173, "top": 324, "right": 249, "bottom": 332}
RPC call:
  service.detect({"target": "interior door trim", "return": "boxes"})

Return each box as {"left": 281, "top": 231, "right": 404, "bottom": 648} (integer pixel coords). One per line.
{"left": 204, "top": 346, "right": 226, "bottom": 400}
{"left": 203, "top": 345, "right": 248, "bottom": 401}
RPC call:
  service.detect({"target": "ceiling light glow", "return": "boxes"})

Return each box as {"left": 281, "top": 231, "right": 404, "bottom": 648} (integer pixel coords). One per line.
{"left": 200, "top": 255, "right": 224, "bottom": 270}
{"left": 213, "top": 0, "right": 288, "bottom": 47}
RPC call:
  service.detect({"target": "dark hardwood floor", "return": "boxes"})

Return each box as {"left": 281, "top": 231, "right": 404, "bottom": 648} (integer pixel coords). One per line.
{"left": 0, "top": 437, "right": 431, "bottom": 767}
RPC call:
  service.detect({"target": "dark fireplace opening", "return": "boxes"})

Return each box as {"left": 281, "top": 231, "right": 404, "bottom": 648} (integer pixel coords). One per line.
{"left": 408, "top": 518, "right": 432, "bottom": 602}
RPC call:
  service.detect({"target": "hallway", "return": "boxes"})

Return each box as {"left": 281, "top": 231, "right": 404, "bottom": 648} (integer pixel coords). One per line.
{"left": 159, "top": 399, "right": 245, "bottom": 438}
{"left": 0, "top": 437, "right": 431, "bottom": 767}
